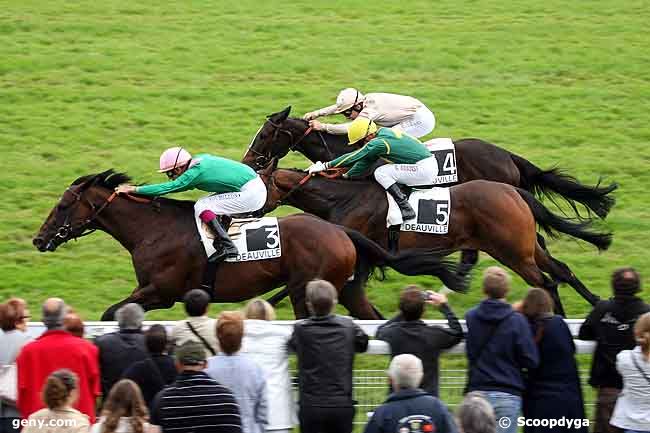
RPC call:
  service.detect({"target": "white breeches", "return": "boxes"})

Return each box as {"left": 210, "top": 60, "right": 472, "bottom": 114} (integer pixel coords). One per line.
{"left": 194, "top": 176, "right": 267, "bottom": 217}
{"left": 392, "top": 105, "right": 436, "bottom": 138}
{"left": 374, "top": 156, "right": 439, "bottom": 189}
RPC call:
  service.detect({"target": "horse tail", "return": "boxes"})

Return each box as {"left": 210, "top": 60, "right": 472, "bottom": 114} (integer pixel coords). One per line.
{"left": 515, "top": 188, "right": 612, "bottom": 251}
{"left": 510, "top": 153, "right": 617, "bottom": 219}
{"left": 342, "top": 227, "right": 468, "bottom": 293}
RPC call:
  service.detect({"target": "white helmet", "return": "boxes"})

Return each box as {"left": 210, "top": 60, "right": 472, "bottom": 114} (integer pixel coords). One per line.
{"left": 335, "top": 88, "right": 364, "bottom": 113}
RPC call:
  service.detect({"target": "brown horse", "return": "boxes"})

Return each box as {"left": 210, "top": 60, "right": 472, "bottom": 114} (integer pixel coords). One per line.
{"left": 243, "top": 106, "right": 617, "bottom": 220}
{"left": 243, "top": 106, "right": 617, "bottom": 287}
{"left": 260, "top": 164, "right": 612, "bottom": 315}
{"left": 33, "top": 170, "right": 461, "bottom": 320}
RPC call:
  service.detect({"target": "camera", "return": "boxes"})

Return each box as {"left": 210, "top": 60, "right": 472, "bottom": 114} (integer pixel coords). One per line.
{"left": 422, "top": 291, "right": 434, "bottom": 301}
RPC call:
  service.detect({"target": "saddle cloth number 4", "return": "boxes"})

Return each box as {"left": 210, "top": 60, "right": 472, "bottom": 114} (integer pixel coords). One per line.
{"left": 432, "top": 149, "right": 457, "bottom": 176}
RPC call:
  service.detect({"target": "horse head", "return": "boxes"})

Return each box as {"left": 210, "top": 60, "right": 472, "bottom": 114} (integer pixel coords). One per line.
{"left": 33, "top": 170, "right": 128, "bottom": 252}
{"left": 242, "top": 106, "right": 336, "bottom": 170}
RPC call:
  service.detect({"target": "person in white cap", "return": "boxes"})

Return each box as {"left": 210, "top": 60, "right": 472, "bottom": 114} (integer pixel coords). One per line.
{"left": 302, "top": 88, "right": 436, "bottom": 139}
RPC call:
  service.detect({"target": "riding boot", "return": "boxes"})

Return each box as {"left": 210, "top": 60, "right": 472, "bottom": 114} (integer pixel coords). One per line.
{"left": 206, "top": 218, "right": 239, "bottom": 263}
{"left": 386, "top": 183, "right": 416, "bottom": 221}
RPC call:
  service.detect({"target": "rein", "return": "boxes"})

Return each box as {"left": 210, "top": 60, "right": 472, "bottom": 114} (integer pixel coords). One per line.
{"left": 275, "top": 168, "right": 347, "bottom": 205}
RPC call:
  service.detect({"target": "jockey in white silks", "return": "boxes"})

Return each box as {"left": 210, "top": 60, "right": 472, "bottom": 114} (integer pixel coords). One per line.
{"left": 115, "top": 147, "right": 267, "bottom": 262}
{"left": 302, "top": 88, "right": 436, "bottom": 139}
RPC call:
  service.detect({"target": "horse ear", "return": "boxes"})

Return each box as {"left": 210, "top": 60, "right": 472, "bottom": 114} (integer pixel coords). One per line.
{"left": 268, "top": 106, "right": 292, "bottom": 122}
{"left": 280, "top": 106, "right": 292, "bottom": 119}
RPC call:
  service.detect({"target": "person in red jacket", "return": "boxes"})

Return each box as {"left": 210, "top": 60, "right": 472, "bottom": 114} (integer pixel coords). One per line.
{"left": 16, "top": 298, "right": 100, "bottom": 422}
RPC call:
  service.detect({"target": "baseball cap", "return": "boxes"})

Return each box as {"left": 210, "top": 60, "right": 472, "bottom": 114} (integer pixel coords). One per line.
{"left": 176, "top": 340, "right": 207, "bottom": 365}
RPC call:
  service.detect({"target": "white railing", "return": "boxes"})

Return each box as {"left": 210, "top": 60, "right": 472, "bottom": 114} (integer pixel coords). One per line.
{"left": 26, "top": 319, "right": 595, "bottom": 354}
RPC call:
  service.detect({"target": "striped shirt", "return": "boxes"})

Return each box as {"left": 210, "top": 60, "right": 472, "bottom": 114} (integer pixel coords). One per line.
{"left": 151, "top": 370, "right": 242, "bottom": 433}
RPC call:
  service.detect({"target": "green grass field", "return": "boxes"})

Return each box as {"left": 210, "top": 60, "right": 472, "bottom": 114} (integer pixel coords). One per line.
{"left": 1, "top": 0, "right": 649, "bottom": 323}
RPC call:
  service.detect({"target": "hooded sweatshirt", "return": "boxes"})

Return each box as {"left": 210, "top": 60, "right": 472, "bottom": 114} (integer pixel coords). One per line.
{"left": 363, "top": 389, "right": 458, "bottom": 433}
{"left": 465, "top": 299, "right": 539, "bottom": 396}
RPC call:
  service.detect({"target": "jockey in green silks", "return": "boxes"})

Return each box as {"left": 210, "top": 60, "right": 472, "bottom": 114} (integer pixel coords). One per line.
{"left": 115, "top": 147, "right": 267, "bottom": 262}
{"left": 307, "top": 118, "right": 438, "bottom": 221}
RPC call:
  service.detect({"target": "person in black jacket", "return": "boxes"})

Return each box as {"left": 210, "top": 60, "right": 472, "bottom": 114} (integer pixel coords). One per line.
{"left": 94, "top": 303, "right": 148, "bottom": 400}
{"left": 465, "top": 267, "right": 539, "bottom": 433}
{"left": 288, "top": 279, "right": 369, "bottom": 433}
{"left": 122, "top": 324, "right": 177, "bottom": 412}
{"left": 364, "top": 354, "right": 458, "bottom": 433}
{"left": 521, "top": 288, "right": 587, "bottom": 433}
{"left": 578, "top": 267, "right": 649, "bottom": 433}
{"left": 376, "top": 285, "right": 463, "bottom": 396}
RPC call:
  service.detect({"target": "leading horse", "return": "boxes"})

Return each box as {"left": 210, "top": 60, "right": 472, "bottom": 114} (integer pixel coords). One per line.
{"left": 33, "top": 170, "right": 461, "bottom": 320}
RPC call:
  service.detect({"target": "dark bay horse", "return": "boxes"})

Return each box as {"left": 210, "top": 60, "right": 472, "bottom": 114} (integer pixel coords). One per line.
{"left": 260, "top": 165, "right": 612, "bottom": 315}
{"left": 243, "top": 106, "right": 617, "bottom": 220}
{"left": 33, "top": 170, "right": 461, "bottom": 320}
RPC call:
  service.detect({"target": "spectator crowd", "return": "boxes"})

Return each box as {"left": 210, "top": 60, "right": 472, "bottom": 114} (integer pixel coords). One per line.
{"left": 0, "top": 267, "right": 649, "bottom": 433}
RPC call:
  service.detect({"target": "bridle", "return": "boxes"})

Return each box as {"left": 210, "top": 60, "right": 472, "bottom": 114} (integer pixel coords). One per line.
{"left": 249, "top": 119, "right": 335, "bottom": 169}
{"left": 52, "top": 186, "right": 151, "bottom": 243}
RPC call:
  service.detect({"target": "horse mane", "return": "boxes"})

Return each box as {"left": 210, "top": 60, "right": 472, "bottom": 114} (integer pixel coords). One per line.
{"left": 72, "top": 169, "right": 132, "bottom": 189}
{"left": 73, "top": 169, "right": 195, "bottom": 210}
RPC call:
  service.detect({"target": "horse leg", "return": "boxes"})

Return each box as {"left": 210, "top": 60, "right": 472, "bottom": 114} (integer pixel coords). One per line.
{"left": 266, "top": 287, "right": 290, "bottom": 307}
{"left": 534, "top": 244, "right": 600, "bottom": 306}
{"left": 456, "top": 249, "right": 479, "bottom": 286}
{"left": 539, "top": 273, "right": 565, "bottom": 317}
{"left": 101, "top": 284, "right": 168, "bottom": 321}
{"left": 286, "top": 279, "right": 309, "bottom": 319}
{"left": 337, "top": 277, "right": 382, "bottom": 320}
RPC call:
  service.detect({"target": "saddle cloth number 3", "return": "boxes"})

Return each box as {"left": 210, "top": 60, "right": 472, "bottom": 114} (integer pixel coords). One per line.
{"left": 246, "top": 225, "right": 280, "bottom": 251}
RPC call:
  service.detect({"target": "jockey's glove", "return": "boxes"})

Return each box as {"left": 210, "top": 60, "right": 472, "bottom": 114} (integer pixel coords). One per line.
{"left": 308, "top": 161, "right": 327, "bottom": 174}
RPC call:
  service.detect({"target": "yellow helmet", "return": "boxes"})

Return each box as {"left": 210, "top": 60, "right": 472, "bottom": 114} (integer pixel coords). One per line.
{"left": 347, "top": 117, "right": 378, "bottom": 145}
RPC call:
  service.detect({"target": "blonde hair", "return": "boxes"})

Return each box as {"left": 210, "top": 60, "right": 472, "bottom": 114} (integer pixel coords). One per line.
{"left": 635, "top": 312, "right": 650, "bottom": 355}
{"left": 482, "top": 266, "right": 511, "bottom": 299}
{"left": 243, "top": 298, "right": 276, "bottom": 321}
